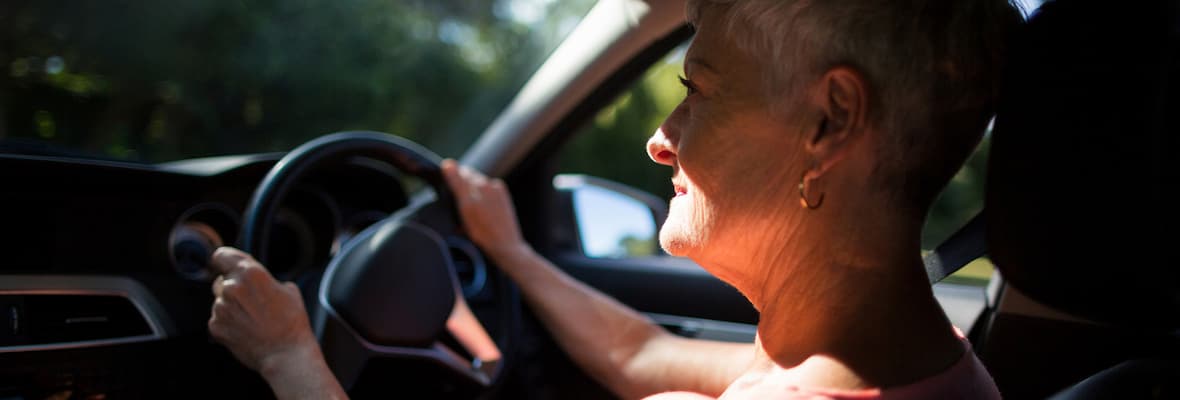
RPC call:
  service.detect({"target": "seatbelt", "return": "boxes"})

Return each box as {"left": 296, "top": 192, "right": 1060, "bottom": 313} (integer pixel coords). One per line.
{"left": 924, "top": 210, "right": 987, "bottom": 284}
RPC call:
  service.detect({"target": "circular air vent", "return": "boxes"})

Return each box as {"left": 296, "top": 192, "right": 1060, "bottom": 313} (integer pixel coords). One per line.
{"left": 168, "top": 203, "right": 239, "bottom": 281}
{"left": 446, "top": 237, "right": 488, "bottom": 298}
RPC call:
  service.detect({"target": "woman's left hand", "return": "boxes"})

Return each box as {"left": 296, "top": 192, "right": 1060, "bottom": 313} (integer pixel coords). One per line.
{"left": 441, "top": 159, "right": 530, "bottom": 261}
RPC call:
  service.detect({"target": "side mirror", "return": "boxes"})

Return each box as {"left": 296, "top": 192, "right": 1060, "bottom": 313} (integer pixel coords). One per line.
{"left": 553, "top": 174, "right": 668, "bottom": 258}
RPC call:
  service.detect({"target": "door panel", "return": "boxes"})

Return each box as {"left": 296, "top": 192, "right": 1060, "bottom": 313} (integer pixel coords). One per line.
{"left": 551, "top": 252, "right": 757, "bottom": 327}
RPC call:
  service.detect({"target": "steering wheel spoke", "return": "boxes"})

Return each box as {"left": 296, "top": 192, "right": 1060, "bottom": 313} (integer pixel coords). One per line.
{"left": 314, "top": 287, "right": 501, "bottom": 389}
{"left": 445, "top": 294, "right": 503, "bottom": 380}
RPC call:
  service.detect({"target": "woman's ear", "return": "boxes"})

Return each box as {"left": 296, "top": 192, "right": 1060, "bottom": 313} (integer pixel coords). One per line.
{"left": 804, "top": 66, "right": 870, "bottom": 179}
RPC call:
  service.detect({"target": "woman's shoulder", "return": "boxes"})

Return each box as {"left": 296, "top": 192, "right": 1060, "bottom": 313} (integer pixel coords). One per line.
{"left": 876, "top": 347, "right": 1001, "bottom": 400}
{"left": 643, "top": 392, "right": 717, "bottom": 400}
{"left": 643, "top": 390, "right": 849, "bottom": 400}
{"left": 714, "top": 340, "right": 999, "bottom": 400}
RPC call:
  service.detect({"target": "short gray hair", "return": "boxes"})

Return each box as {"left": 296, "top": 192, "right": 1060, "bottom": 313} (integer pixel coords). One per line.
{"left": 687, "top": 0, "right": 1023, "bottom": 212}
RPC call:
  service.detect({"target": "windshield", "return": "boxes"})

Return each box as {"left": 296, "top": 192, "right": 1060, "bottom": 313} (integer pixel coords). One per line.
{"left": 0, "top": 0, "right": 596, "bottom": 162}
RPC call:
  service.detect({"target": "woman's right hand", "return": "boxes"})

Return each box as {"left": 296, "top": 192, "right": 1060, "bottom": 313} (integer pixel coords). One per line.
{"left": 207, "top": 247, "right": 319, "bottom": 375}
{"left": 441, "top": 159, "right": 530, "bottom": 262}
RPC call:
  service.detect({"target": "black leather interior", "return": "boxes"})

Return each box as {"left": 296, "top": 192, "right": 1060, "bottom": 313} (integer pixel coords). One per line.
{"left": 987, "top": 0, "right": 1180, "bottom": 329}
{"left": 1048, "top": 359, "right": 1180, "bottom": 400}
{"left": 984, "top": 0, "right": 1180, "bottom": 397}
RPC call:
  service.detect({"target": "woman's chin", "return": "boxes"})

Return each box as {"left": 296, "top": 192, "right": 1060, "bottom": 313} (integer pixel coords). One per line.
{"left": 660, "top": 197, "right": 717, "bottom": 257}
{"left": 657, "top": 223, "right": 700, "bottom": 257}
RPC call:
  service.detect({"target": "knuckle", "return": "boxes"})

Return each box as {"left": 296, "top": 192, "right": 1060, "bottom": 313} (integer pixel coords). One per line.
{"left": 235, "top": 259, "right": 254, "bottom": 272}
{"left": 211, "top": 297, "right": 230, "bottom": 313}
{"left": 241, "top": 264, "right": 270, "bottom": 281}
{"left": 207, "top": 317, "right": 224, "bottom": 338}
{"left": 220, "top": 282, "right": 243, "bottom": 299}
{"left": 210, "top": 253, "right": 231, "bottom": 269}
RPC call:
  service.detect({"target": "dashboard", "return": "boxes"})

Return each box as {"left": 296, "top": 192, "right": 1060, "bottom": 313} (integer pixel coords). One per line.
{"left": 0, "top": 153, "right": 409, "bottom": 281}
{"left": 0, "top": 153, "right": 496, "bottom": 398}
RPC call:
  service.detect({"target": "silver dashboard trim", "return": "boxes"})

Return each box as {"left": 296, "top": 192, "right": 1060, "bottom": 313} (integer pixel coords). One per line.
{"left": 0, "top": 275, "right": 175, "bottom": 353}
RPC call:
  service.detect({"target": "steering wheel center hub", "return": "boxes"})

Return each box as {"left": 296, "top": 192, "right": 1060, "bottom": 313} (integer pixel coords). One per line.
{"left": 324, "top": 219, "right": 457, "bottom": 347}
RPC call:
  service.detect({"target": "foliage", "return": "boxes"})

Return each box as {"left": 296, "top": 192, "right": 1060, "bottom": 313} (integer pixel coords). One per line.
{"left": 559, "top": 47, "right": 688, "bottom": 201}
{"left": 0, "top": 0, "right": 594, "bottom": 160}
{"left": 618, "top": 235, "right": 658, "bottom": 258}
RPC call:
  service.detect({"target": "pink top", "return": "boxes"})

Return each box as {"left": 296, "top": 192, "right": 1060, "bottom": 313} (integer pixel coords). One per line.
{"left": 767, "top": 345, "right": 1001, "bottom": 400}
{"left": 646, "top": 333, "right": 1001, "bottom": 400}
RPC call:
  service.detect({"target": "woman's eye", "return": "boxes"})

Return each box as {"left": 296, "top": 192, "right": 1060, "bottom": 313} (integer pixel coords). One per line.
{"left": 678, "top": 76, "right": 698, "bottom": 96}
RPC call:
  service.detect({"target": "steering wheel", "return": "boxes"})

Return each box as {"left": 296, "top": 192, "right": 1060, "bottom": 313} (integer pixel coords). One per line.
{"left": 237, "top": 131, "right": 518, "bottom": 396}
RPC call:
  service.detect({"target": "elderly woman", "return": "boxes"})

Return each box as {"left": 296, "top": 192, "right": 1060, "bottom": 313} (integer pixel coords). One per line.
{"left": 207, "top": 0, "right": 1023, "bottom": 399}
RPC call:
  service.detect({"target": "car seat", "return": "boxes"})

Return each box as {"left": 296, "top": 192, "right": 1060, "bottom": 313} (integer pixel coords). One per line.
{"left": 979, "top": 0, "right": 1180, "bottom": 398}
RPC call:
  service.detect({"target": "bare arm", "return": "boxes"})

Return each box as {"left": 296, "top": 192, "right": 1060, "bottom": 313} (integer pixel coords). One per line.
{"left": 492, "top": 245, "right": 753, "bottom": 398}
{"left": 258, "top": 343, "right": 349, "bottom": 400}
{"left": 442, "top": 160, "right": 754, "bottom": 399}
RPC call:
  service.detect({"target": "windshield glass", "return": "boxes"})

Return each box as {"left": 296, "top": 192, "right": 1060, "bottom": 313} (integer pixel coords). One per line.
{"left": 0, "top": 0, "right": 596, "bottom": 162}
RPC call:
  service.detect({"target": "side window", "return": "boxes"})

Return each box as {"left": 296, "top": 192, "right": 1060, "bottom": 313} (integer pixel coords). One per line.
{"left": 555, "top": 175, "right": 662, "bottom": 258}
{"left": 558, "top": 44, "right": 688, "bottom": 202}
{"left": 555, "top": 43, "right": 688, "bottom": 258}
{"left": 924, "top": 136, "right": 994, "bottom": 286}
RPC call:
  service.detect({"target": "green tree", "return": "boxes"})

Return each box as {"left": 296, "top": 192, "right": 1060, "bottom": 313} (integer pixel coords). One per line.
{"left": 560, "top": 46, "right": 688, "bottom": 200}
{"left": 0, "top": 0, "right": 594, "bottom": 161}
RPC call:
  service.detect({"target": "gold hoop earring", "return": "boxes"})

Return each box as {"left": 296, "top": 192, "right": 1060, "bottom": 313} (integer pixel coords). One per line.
{"left": 798, "top": 176, "right": 824, "bottom": 209}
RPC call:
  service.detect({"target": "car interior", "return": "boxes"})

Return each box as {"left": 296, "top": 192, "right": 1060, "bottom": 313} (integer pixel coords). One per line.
{"left": 970, "top": 0, "right": 1180, "bottom": 398}
{"left": 0, "top": 0, "right": 1177, "bottom": 399}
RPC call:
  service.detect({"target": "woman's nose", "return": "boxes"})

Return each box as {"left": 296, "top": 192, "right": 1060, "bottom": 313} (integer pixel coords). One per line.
{"left": 647, "top": 126, "right": 677, "bottom": 166}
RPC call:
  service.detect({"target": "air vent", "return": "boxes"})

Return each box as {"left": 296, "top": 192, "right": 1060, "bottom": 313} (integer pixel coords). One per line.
{"left": 169, "top": 203, "right": 239, "bottom": 281}
{"left": 1, "top": 294, "right": 153, "bottom": 348}
{"left": 446, "top": 237, "right": 487, "bottom": 298}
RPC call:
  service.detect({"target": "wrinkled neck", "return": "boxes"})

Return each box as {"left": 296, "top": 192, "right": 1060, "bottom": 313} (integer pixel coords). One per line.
{"left": 711, "top": 190, "right": 962, "bottom": 389}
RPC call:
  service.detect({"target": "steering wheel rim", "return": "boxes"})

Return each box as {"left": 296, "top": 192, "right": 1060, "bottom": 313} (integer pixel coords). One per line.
{"left": 238, "top": 131, "right": 516, "bottom": 396}
{"left": 239, "top": 131, "right": 450, "bottom": 261}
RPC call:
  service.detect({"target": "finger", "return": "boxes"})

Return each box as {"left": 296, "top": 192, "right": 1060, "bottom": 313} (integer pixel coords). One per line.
{"left": 211, "top": 295, "right": 249, "bottom": 327}
{"left": 218, "top": 279, "right": 245, "bottom": 304}
{"left": 226, "top": 267, "right": 277, "bottom": 317}
{"left": 282, "top": 282, "right": 306, "bottom": 304}
{"left": 458, "top": 167, "right": 492, "bottom": 206}
{"left": 238, "top": 261, "right": 276, "bottom": 284}
{"left": 213, "top": 247, "right": 276, "bottom": 286}
{"left": 207, "top": 317, "right": 223, "bottom": 340}
{"left": 485, "top": 179, "right": 507, "bottom": 200}
{"left": 210, "top": 246, "right": 253, "bottom": 275}
{"left": 282, "top": 281, "right": 300, "bottom": 293}
{"left": 458, "top": 165, "right": 488, "bottom": 186}
{"left": 209, "top": 297, "right": 234, "bottom": 334}
{"left": 212, "top": 274, "right": 226, "bottom": 298}
{"left": 211, "top": 297, "right": 230, "bottom": 317}
{"left": 441, "top": 159, "right": 471, "bottom": 199}
{"left": 208, "top": 309, "right": 230, "bottom": 341}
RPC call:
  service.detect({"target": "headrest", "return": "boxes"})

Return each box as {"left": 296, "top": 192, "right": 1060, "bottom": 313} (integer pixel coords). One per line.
{"left": 987, "top": 0, "right": 1180, "bottom": 330}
